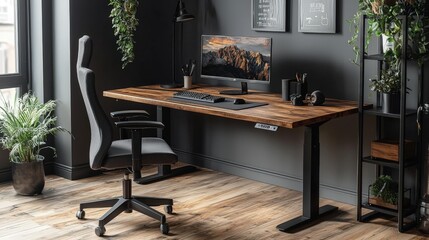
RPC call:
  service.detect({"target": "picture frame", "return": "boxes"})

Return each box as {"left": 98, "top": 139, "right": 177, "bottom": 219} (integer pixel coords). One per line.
{"left": 251, "top": 0, "right": 286, "bottom": 32}
{"left": 298, "top": 0, "right": 336, "bottom": 33}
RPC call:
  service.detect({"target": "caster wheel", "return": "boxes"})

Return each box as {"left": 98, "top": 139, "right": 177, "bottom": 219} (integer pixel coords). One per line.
{"left": 164, "top": 205, "right": 173, "bottom": 214}
{"left": 76, "top": 210, "right": 85, "bottom": 219}
{"left": 95, "top": 226, "right": 106, "bottom": 237}
{"left": 160, "top": 223, "right": 169, "bottom": 234}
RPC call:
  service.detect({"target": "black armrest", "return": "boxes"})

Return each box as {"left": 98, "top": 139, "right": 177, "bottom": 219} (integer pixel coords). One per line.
{"left": 114, "top": 120, "right": 164, "bottom": 130}
{"left": 110, "top": 110, "right": 150, "bottom": 120}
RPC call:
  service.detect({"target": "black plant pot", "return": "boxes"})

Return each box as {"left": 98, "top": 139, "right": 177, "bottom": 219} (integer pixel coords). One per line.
{"left": 382, "top": 92, "right": 400, "bottom": 114}
{"left": 11, "top": 156, "right": 45, "bottom": 196}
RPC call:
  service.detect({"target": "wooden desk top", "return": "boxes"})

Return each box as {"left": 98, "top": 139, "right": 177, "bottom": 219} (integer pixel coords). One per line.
{"left": 104, "top": 85, "right": 364, "bottom": 129}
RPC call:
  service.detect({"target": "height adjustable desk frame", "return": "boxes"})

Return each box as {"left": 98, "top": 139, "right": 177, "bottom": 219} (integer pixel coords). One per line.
{"left": 104, "top": 85, "right": 366, "bottom": 232}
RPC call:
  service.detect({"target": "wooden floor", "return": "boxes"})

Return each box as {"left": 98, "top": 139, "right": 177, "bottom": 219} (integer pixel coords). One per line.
{"left": 0, "top": 165, "right": 427, "bottom": 240}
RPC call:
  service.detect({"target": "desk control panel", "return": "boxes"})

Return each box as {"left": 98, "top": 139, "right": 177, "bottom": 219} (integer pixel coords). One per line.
{"left": 255, "top": 123, "right": 278, "bottom": 132}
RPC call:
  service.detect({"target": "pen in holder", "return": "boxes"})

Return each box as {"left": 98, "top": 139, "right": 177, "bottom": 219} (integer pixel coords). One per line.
{"left": 282, "top": 73, "right": 308, "bottom": 101}
{"left": 184, "top": 76, "right": 192, "bottom": 89}
{"left": 182, "top": 59, "right": 196, "bottom": 89}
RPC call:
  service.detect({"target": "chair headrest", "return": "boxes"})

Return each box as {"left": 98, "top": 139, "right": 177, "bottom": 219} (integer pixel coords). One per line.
{"left": 77, "top": 35, "right": 92, "bottom": 69}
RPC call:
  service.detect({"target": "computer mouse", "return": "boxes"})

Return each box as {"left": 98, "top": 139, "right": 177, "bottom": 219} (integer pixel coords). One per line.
{"left": 233, "top": 98, "right": 246, "bottom": 104}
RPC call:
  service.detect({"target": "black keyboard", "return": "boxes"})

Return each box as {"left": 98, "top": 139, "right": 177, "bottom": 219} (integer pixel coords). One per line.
{"left": 173, "top": 91, "right": 225, "bottom": 103}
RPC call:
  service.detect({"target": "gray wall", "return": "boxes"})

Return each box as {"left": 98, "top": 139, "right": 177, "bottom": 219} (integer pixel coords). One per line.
{"left": 168, "top": 0, "right": 426, "bottom": 205}
{"left": 171, "top": 0, "right": 372, "bottom": 204}
{"left": 66, "top": 0, "right": 182, "bottom": 179}
{"left": 52, "top": 0, "right": 74, "bottom": 178}
{"left": 1, "top": 0, "right": 426, "bottom": 205}
{"left": 0, "top": 0, "right": 188, "bottom": 181}
{"left": 195, "top": 0, "right": 357, "bottom": 98}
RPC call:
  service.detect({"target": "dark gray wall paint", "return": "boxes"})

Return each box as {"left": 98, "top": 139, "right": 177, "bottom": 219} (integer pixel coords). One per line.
{"left": 169, "top": 0, "right": 368, "bottom": 204}
{"left": 52, "top": 0, "right": 73, "bottom": 178}
{"left": 0, "top": 149, "right": 10, "bottom": 181}
{"left": 172, "top": 0, "right": 426, "bottom": 204}
{"left": 0, "top": 0, "right": 422, "bottom": 206}
{"left": 194, "top": 0, "right": 355, "bottom": 98}
{"left": 17, "top": 0, "right": 189, "bottom": 180}
{"left": 66, "top": 0, "right": 184, "bottom": 177}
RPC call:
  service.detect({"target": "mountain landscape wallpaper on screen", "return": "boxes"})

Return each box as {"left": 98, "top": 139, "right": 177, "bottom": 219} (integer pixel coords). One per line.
{"left": 202, "top": 36, "right": 271, "bottom": 81}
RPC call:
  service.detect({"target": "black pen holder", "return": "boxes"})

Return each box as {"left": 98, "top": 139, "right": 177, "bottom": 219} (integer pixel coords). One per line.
{"left": 282, "top": 79, "right": 308, "bottom": 101}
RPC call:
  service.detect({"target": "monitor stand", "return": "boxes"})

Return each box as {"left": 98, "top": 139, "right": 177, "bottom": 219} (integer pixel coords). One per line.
{"left": 219, "top": 82, "right": 248, "bottom": 95}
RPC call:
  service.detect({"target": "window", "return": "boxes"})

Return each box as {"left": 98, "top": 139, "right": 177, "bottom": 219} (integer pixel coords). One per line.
{"left": 0, "top": 0, "right": 28, "bottom": 105}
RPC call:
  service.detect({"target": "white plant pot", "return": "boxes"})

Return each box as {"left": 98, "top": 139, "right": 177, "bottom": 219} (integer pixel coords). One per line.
{"left": 382, "top": 34, "right": 395, "bottom": 53}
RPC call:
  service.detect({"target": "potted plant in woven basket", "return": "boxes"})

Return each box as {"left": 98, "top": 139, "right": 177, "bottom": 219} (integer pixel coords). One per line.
{"left": 0, "top": 93, "right": 69, "bottom": 195}
{"left": 369, "top": 175, "right": 410, "bottom": 210}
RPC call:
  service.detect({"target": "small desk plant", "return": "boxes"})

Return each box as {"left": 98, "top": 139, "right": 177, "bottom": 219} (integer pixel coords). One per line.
{"left": 348, "top": 0, "right": 428, "bottom": 113}
{"left": 0, "top": 93, "right": 69, "bottom": 195}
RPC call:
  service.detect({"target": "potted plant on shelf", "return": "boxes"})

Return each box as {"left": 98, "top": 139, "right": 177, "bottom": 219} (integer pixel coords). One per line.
{"left": 369, "top": 175, "right": 399, "bottom": 209}
{"left": 0, "top": 93, "right": 69, "bottom": 195}
{"left": 348, "top": 0, "right": 428, "bottom": 112}
{"left": 369, "top": 64, "right": 401, "bottom": 113}
{"left": 349, "top": 0, "right": 427, "bottom": 64}
{"left": 369, "top": 175, "right": 411, "bottom": 210}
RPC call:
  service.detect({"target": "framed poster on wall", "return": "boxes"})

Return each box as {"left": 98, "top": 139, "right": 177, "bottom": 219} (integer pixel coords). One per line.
{"left": 298, "top": 0, "right": 336, "bottom": 33}
{"left": 251, "top": 0, "right": 286, "bottom": 32}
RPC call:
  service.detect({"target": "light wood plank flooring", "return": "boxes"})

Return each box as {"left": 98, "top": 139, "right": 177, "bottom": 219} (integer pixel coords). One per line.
{"left": 0, "top": 165, "right": 427, "bottom": 239}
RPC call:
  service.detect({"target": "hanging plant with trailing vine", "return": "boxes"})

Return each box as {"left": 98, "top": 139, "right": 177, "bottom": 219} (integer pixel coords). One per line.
{"left": 348, "top": 0, "right": 429, "bottom": 94}
{"left": 109, "top": 0, "right": 139, "bottom": 69}
{"left": 348, "top": 0, "right": 428, "bottom": 67}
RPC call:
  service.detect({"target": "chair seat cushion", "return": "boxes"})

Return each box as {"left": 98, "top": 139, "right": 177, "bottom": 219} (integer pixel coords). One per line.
{"left": 102, "top": 137, "right": 177, "bottom": 169}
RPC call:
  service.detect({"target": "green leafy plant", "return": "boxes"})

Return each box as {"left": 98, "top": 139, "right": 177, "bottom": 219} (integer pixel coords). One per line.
{"left": 109, "top": 0, "right": 139, "bottom": 69}
{"left": 369, "top": 65, "right": 401, "bottom": 93}
{"left": 0, "top": 93, "right": 69, "bottom": 163}
{"left": 348, "top": 0, "right": 428, "bottom": 96}
{"left": 371, "top": 175, "right": 398, "bottom": 205}
{"left": 348, "top": 0, "right": 428, "bottom": 66}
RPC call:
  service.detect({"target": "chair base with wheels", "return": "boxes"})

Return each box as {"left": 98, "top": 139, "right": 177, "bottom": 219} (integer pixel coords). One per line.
{"left": 76, "top": 172, "right": 173, "bottom": 236}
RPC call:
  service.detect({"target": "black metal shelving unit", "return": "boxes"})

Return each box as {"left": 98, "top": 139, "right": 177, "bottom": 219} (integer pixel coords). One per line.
{"left": 357, "top": 15, "right": 424, "bottom": 232}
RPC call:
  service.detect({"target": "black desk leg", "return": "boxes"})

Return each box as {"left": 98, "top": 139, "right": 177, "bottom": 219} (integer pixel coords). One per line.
{"left": 134, "top": 106, "right": 197, "bottom": 185}
{"left": 277, "top": 123, "right": 338, "bottom": 232}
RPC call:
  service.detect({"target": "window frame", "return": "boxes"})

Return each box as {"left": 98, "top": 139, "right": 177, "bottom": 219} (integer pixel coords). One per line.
{"left": 0, "top": 0, "right": 29, "bottom": 95}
